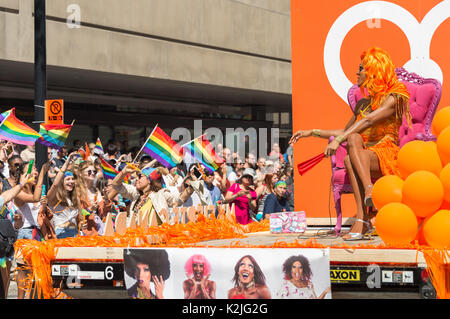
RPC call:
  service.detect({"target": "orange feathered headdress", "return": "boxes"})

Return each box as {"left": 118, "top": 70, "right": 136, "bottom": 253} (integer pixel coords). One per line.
{"left": 360, "top": 47, "right": 411, "bottom": 124}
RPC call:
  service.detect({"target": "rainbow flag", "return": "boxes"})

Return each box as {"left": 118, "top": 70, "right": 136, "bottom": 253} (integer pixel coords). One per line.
{"left": 99, "top": 156, "right": 119, "bottom": 180}
{"left": 0, "top": 108, "right": 41, "bottom": 145}
{"left": 141, "top": 125, "right": 184, "bottom": 169}
{"left": 94, "top": 137, "right": 104, "bottom": 155}
{"left": 77, "top": 147, "right": 87, "bottom": 160}
{"left": 183, "top": 135, "right": 224, "bottom": 173}
{"left": 37, "top": 123, "right": 73, "bottom": 150}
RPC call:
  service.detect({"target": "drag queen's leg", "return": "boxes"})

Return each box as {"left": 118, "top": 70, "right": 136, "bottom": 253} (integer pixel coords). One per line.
{"left": 346, "top": 133, "right": 381, "bottom": 202}
{"left": 342, "top": 155, "right": 367, "bottom": 237}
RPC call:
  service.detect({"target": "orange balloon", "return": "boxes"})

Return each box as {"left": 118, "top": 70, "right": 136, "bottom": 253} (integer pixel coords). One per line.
{"left": 372, "top": 175, "right": 404, "bottom": 210}
{"left": 440, "top": 164, "right": 450, "bottom": 203}
{"left": 375, "top": 202, "right": 418, "bottom": 245}
{"left": 422, "top": 210, "right": 450, "bottom": 249}
{"left": 402, "top": 171, "right": 444, "bottom": 218}
{"left": 437, "top": 126, "right": 450, "bottom": 166}
{"left": 432, "top": 106, "right": 450, "bottom": 137}
{"left": 397, "top": 141, "right": 442, "bottom": 179}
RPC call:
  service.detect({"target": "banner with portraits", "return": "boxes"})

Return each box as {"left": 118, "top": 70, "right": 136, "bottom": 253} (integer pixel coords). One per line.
{"left": 123, "top": 248, "right": 331, "bottom": 299}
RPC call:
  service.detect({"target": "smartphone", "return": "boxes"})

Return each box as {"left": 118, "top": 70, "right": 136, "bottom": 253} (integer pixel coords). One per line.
{"left": 192, "top": 166, "right": 202, "bottom": 179}
{"left": 27, "top": 159, "right": 34, "bottom": 175}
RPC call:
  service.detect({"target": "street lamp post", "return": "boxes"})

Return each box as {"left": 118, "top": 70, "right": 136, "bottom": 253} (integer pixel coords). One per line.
{"left": 34, "top": 0, "right": 47, "bottom": 171}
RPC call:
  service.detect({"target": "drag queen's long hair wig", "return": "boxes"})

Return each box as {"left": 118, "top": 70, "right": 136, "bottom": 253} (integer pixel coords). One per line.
{"left": 360, "top": 47, "right": 411, "bottom": 124}
{"left": 184, "top": 254, "right": 211, "bottom": 278}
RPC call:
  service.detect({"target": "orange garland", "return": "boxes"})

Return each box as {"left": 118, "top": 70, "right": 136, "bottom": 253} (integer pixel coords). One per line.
{"left": 14, "top": 214, "right": 449, "bottom": 299}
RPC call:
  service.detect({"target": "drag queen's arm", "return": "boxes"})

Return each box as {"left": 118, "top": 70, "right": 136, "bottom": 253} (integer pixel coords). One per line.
{"left": 289, "top": 116, "right": 356, "bottom": 144}
{"left": 324, "top": 95, "right": 397, "bottom": 157}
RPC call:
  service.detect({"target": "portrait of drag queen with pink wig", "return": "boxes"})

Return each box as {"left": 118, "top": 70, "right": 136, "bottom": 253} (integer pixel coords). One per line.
{"left": 183, "top": 254, "right": 216, "bottom": 299}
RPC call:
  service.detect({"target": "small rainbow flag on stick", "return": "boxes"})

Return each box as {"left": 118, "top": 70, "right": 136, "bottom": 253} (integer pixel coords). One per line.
{"left": 0, "top": 108, "right": 41, "bottom": 145}
{"left": 94, "top": 137, "right": 104, "bottom": 155}
{"left": 37, "top": 123, "right": 73, "bottom": 150}
{"left": 99, "top": 156, "right": 119, "bottom": 180}
{"left": 77, "top": 147, "right": 87, "bottom": 160}
{"left": 139, "top": 125, "right": 184, "bottom": 169}
{"left": 183, "top": 135, "right": 224, "bottom": 173}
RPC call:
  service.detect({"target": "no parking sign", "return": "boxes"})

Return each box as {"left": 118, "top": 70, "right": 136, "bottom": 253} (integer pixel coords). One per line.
{"left": 45, "top": 99, "right": 64, "bottom": 124}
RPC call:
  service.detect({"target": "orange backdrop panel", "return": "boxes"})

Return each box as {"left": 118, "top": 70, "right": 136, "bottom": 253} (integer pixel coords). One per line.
{"left": 291, "top": 0, "right": 450, "bottom": 218}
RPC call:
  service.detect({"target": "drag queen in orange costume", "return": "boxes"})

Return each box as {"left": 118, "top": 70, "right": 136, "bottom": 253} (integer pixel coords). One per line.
{"left": 290, "top": 47, "right": 411, "bottom": 240}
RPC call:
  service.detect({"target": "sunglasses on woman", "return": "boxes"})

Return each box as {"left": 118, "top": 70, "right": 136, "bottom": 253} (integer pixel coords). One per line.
{"left": 85, "top": 169, "right": 97, "bottom": 176}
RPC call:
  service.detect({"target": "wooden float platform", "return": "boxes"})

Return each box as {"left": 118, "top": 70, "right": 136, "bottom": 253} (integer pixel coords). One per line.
{"left": 54, "top": 228, "right": 429, "bottom": 267}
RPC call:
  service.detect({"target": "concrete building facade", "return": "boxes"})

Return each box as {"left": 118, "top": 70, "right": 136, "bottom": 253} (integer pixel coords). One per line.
{"left": 0, "top": 0, "right": 292, "bottom": 153}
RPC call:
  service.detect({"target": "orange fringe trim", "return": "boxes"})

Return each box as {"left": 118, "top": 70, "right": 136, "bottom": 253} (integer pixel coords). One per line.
{"left": 421, "top": 249, "right": 450, "bottom": 299}
{"left": 366, "top": 139, "right": 401, "bottom": 176}
{"left": 14, "top": 215, "right": 449, "bottom": 299}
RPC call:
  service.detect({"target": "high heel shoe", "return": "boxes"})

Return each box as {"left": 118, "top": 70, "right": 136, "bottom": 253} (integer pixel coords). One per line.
{"left": 364, "top": 184, "right": 374, "bottom": 207}
{"left": 342, "top": 219, "right": 375, "bottom": 241}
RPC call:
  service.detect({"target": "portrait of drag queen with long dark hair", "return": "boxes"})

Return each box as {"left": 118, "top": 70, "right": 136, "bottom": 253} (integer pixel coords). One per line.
{"left": 228, "top": 255, "right": 271, "bottom": 299}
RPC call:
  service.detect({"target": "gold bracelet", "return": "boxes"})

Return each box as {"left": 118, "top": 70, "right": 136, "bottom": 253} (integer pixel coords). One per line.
{"left": 335, "top": 135, "right": 346, "bottom": 144}
{"left": 312, "top": 129, "right": 321, "bottom": 137}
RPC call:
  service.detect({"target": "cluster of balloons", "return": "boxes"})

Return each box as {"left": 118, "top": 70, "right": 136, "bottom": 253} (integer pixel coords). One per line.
{"left": 372, "top": 106, "right": 450, "bottom": 248}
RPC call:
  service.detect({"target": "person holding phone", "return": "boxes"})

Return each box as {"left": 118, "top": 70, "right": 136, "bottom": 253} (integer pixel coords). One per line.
{"left": 181, "top": 167, "right": 213, "bottom": 207}
{"left": 0, "top": 155, "right": 23, "bottom": 192}
{"left": 224, "top": 168, "right": 257, "bottom": 225}
{"left": 162, "top": 166, "right": 183, "bottom": 196}
{"left": 0, "top": 141, "right": 14, "bottom": 176}
{"left": 110, "top": 164, "right": 195, "bottom": 225}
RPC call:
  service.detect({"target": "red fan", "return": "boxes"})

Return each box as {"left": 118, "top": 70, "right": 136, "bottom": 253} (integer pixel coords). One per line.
{"left": 297, "top": 153, "right": 325, "bottom": 176}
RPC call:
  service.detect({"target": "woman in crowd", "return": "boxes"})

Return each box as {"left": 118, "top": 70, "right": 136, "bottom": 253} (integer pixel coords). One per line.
{"left": 214, "top": 163, "right": 230, "bottom": 194}
{"left": 290, "top": 47, "right": 411, "bottom": 240}
{"left": 124, "top": 249, "right": 170, "bottom": 299}
{"left": 277, "top": 255, "right": 331, "bottom": 299}
{"left": 228, "top": 255, "right": 271, "bottom": 299}
{"left": 3, "top": 155, "right": 23, "bottom": 191}
{"left": 255, "top": 173, "right": 279, "bottom": 216}
{"left": 163, "top": 166, "right": 183, "bottom": 196}
{"left": 224, "top": 168, "right": 257, "bottom": 225}
{"left": 75, "top": 160, "right": 108, "bottom": 236}
{"left": 46, "top": 152, "right": 81, "bottom": 239}
{"left": 0, "top": 171, "right": 32, "bottom": 299}
{"left": 14, "top": 161, "right": 48, "bottom": 299}
{"left": 262, "top": 181, "right": 291, "bottom": 218}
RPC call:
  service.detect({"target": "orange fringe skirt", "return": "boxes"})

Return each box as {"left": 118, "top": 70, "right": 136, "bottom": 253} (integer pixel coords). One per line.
{"left": 366, "top": 138, "right": 401, "bottom": 177}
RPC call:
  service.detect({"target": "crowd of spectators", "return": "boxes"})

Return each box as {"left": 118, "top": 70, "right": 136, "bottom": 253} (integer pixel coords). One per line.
{"left": 0, "top": 138, "right": 294, "bottom": 299}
